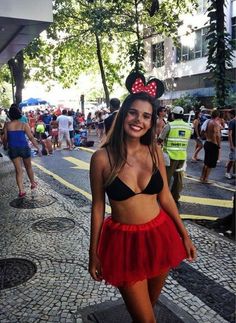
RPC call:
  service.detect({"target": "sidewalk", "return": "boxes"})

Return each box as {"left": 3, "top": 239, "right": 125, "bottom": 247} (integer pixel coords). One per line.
{"left": 0, "top": 152, "right": 235, "bottom": 323}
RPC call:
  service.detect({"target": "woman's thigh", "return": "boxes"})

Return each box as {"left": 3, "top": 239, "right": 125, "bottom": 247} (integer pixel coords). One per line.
{"left": 22, "top": 156, "right": 33, "bottom": 170}
{"left": 119, "top": 279, "right": 156, "bottom": 323}
{"left": 148, "top": 271, "right": 169, "bottom": 306}
{"left": 11, "top": 157, "right": 22, "bottom": 173}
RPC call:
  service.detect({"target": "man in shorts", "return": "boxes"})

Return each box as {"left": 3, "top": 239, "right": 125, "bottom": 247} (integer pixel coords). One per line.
{"left": 57, "top": 109, "right": 72, "bottom": 150}
{"left": 225, "top": 109, "right": 236, "bottom": 179}
{"left": 200, "top": 110, "right": 221, "bottom": 183}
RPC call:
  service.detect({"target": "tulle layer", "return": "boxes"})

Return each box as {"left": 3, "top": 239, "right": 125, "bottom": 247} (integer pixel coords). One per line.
{"left": 97, "top": 209, "right": 187, "bottom": 287}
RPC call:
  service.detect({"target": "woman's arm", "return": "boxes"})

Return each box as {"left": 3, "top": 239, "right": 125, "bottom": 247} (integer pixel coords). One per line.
{"left": 89, "top": 149, "right": 106, "bottom": 281}
{"left": 156, "top": 145, "right": 196, "bottom": 261}
{"left": 24, "top": 123, "right": 41, "bottom": 153}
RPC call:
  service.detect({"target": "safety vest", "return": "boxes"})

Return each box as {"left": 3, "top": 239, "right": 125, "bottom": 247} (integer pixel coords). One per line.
{"left": 163, "top": 119, "right": 192, "bottom": 160}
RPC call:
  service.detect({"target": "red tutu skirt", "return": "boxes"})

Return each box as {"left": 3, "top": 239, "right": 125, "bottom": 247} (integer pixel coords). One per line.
{"left": 97, "top": 209, "right": 187, "bottom": 287}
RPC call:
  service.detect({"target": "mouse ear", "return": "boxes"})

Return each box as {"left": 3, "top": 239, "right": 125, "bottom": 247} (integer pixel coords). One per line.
{"left": 125, "top": 72, "right": 146, "bottom": 93}
{"left": 125, "top": 71, "right": 165, "bottom": 99}
{"left": 147, "top": 78, "right": 164, "bottom": 98}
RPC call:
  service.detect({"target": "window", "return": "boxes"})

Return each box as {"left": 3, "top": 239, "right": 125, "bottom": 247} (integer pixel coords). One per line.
{"left": 196, "top": 0, "right": 209, "bottom": 13}
{"left": 176, "top": 27, "right": 209, "bottom": 62}
{"left": 152, "top": 42, "right": 164, "bottom": 68}
{"left": 232, "top": 17, "right": 236, "bottom": 50}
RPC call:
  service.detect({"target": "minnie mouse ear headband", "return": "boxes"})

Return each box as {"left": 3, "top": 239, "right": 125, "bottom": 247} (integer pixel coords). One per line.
{"left": 125, "top": 71, "right": 164, "bottom": 99}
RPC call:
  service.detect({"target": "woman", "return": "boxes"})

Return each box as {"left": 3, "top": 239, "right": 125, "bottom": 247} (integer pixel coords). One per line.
{"left": 86, "top": 112, "right": 93, "bottom": 134}
{"left": 96, "top": 110, "right": 105, "bottom": 140}
{"left": 89, "top": 84, "right": 196, "bottom": 322}
{"left": 3, "top": 105, "right": 41, "bottom": 198}
{"left": 191, "top": 110, "right": 203, "bottom": 162}
{"left": 50, "top": 114, "right": 59, "bottom": 149}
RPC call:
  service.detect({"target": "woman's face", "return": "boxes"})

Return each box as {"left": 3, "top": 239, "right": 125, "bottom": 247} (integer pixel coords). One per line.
{"left": 124, "top": 99, "right": 153, "bottom": 138}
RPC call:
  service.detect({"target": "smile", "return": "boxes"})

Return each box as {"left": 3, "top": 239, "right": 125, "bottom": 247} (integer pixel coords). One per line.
{"left": 129, "top": 124, "right": 143, "bottom": 131}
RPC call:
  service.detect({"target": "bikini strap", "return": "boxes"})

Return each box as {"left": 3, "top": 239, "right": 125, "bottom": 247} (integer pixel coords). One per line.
{"left": 148, "top": 146, "right": 158, "bottom": 172}
{"left": 105, "top": 146, "right": 112, "bottom": 169}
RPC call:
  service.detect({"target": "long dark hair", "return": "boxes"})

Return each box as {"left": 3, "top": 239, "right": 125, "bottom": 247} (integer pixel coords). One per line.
{"left": 8, "top": 104, "right": 22, "bottom": 120}
{"left": 102, "top": 92, "right": 158, "bottom": 185}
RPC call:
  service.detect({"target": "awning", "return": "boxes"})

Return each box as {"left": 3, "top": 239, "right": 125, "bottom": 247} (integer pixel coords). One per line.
{"left": 0, "top": 0, "right": 53, "bottom": 66}
{"left": 160, "top": 87, "right": 215, "bottom": 100}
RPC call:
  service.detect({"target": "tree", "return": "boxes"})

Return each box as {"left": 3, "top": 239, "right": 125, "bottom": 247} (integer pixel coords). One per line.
{"left": 8, "top": 50, "right": 24, "bottom": 105}
{"left": 206, "top": 0, "right": 235, "bottom": 108}
{"left": 23, "top": 0, "right": 196, "bottom": 105}
{"left": 174, "top": 94, "right": 200, "bottom": 113}
{"left": 0, "top": 65, "right": 12, "bottom": 107}
{"left": 25, "top": 0, "right": 128, "bottom": 106}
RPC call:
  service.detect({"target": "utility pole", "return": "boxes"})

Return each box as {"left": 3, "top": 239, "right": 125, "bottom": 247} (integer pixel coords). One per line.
{"left": 80, "top": 94, "right": 85, "bottom": 115}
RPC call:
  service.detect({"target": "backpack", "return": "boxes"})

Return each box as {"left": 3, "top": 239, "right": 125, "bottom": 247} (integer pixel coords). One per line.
{"left": 200, "top": 119, "right": 210, "bottom": 139}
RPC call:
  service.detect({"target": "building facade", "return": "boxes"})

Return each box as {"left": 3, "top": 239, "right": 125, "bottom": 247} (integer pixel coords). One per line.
{"left": 0, "top": 0, "right": 53, "bottom": 67}
{"left": 143, "top": 0, "right": 236, "bottom": 107}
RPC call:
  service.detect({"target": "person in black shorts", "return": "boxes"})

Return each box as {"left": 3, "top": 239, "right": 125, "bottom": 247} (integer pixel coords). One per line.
{"left": 3, "top": 104, "right": 41, "bottom": 198}
{"left": 204, "top": 141, "right": 219, "bottom": 168}
{"left": 200, "top": 110, "right": 221, "bottom": 183}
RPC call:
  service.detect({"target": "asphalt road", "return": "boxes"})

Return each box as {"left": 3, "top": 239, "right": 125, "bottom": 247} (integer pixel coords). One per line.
{"left": 31, "top": 137, "right": 234, "bottom": 223}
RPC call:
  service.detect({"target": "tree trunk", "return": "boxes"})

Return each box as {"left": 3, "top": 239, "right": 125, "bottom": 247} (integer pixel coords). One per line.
{"left": 95, "top": 33, "right": 110, "bottom": 107}
{"left": 8, "top": 50, "right": 24, "bottom": 105}
{"left": 216, "top": 0, "right": 226, "bottom": 107}
{"left": 134, "top": 0, "right": 141, "bottom": 71}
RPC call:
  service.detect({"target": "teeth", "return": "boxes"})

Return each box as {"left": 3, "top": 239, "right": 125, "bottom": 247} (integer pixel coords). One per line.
{"left": 130, "top": 125, "right": 142, "bottom": 131}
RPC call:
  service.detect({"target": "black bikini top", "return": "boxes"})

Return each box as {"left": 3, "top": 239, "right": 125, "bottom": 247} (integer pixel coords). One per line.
{"left": 105, "top": 147, "right": 164, "bottom": 201}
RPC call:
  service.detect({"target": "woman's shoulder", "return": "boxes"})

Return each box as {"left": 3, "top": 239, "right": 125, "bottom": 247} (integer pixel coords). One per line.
{"left": 6, "top": 120, "right": 23, "bottom": 130}
{"left": 151, "top": 142, "right": 161, "bottom": 152}
{"left": 91, "top": 147, "right": 108, "bottom": 163}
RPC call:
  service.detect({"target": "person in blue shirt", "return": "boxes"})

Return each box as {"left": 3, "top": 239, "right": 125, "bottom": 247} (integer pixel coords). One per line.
{"left": 3, "top": 105, "right": 41, "bottom": 198}
{"left": 42, "top": 110, "right": 52, "bottom": 133}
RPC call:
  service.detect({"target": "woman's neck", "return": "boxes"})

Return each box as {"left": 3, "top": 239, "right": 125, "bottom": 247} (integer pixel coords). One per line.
{"left": 125, "top": 138, "right": 143, "bottom": 153}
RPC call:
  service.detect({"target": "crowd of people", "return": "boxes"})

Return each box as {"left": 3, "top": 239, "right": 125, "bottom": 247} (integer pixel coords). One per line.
{"left": 0, "top": 78, "right": 235, "bottom": 321}
{"left": 0, "top": 103, "right": 115, "bottom": 197}
{"left": 0, "top": 104, "right": 115, "bottom": 153}
{"left": 0, "top": 100, "right": 235, "bottom": 201}
{"left": 156, "top": 104, "right": 235, "bottom": 189}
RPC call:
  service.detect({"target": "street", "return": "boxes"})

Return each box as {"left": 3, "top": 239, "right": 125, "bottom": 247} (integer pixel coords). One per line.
{"left": 0, "top": 136, "right": 235, "bottom": 323}
{"left": 32, "top": 136, "right": 235, "bottom": 222}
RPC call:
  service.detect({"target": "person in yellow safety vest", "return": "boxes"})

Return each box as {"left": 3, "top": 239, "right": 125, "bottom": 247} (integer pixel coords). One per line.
{"left": 158, "top": 106, "right": 192, "bottom": 207}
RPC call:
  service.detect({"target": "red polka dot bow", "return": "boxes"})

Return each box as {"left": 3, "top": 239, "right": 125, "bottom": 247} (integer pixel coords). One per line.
{"left": 126, "top": 71, "right": 164, "bottom": 99}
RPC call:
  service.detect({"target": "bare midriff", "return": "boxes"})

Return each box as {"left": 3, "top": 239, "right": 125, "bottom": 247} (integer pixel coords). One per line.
{"left": 109, "top": 194, "right": 160, "bottom": 224}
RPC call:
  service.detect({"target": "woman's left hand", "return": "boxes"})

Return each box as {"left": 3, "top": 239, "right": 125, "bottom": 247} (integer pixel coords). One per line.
{"left": 183, "top": 236, "right": 197, "bottom": 262}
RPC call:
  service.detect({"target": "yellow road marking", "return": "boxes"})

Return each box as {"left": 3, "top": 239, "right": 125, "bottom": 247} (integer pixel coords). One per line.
{"left": 185, "top": 175, "right": 235, "bottom": 192}
{"left": 63, "top": 157, "right": 89, "bottom": 170}
{"left": 32, "top": 161, "right": 111, "bottom": 213}
{"left": 33, "top": 160, "right": 217, "bottom": 221}
{"left": 180, "top": 195, "right": 233, "bottom": 208}
{"left": 63, "top": 157, "right": 233, "bottom": 208}
{"left": 79, "top": 147, "right": 96, "bottom": 153}
{"left": 32, "top": 161, "right": 91, "bottom": 199}
{"left": 181, "top": 214, "right": 217, "bottom": 221}
{"left": 78, "top": 145, "right": 235, "bottom": 191}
